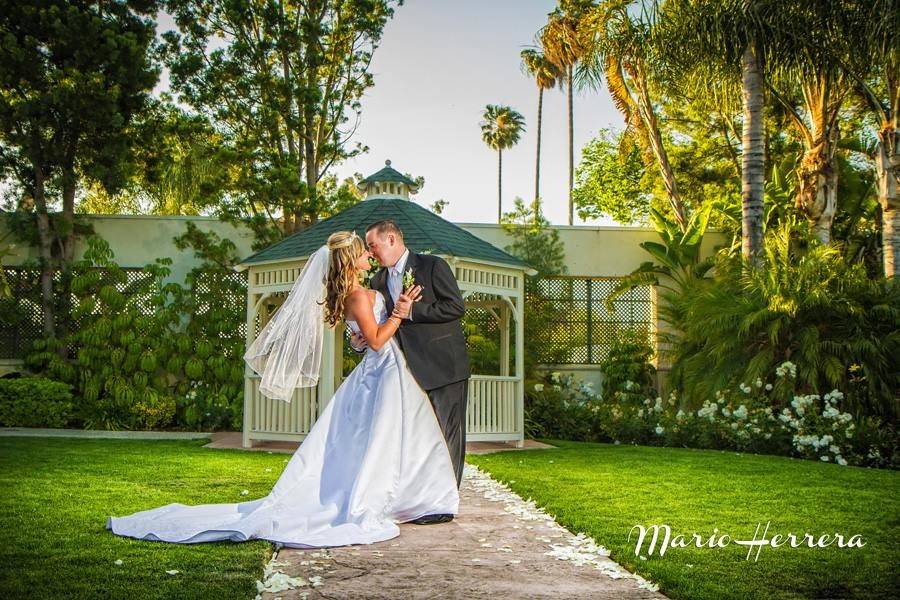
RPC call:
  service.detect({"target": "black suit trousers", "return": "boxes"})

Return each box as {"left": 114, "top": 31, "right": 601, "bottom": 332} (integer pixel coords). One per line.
{"left": 425, "top": 378, "right": 468, "bottom": 490}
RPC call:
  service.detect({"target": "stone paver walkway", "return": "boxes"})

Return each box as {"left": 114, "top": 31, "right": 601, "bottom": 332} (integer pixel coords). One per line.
{"left": 255, "top": 463, "right": 666, "bottom": 599}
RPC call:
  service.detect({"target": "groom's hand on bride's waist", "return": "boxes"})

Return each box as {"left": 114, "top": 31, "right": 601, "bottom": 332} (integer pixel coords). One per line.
{"left": 349, "top": 331, "right": 367, "bottom": 353}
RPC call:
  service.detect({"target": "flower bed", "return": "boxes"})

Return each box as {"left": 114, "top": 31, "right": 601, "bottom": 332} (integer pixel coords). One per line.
{"left": 525, "top": 362, "right": 898, "bottom": 469}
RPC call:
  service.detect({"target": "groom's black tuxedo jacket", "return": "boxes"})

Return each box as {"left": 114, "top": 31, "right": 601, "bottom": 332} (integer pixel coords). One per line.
{"left": 372, "top": 251, "right": 471, "bottom": 391}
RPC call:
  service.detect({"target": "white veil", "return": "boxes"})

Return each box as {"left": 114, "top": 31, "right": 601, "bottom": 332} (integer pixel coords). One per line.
{"left": 243, "top": 244, "right": 330, "bottom": 402}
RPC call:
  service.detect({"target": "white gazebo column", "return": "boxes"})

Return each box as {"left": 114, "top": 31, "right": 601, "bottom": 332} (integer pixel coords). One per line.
{"left": 515, "top": 274, "right": 525, "bottom": 447}
{"left": 499, "top": 303, "right": 510, "bottom": 376}
{"left": 242, "top": 290, "right": 259, "bottom": 448}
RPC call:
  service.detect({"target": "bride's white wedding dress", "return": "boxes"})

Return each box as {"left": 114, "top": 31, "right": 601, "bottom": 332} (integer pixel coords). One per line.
{"left": 106, "top": 289, "right": 460, "bottom": 548}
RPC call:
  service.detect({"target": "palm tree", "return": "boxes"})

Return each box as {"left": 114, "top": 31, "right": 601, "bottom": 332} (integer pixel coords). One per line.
{"left": 761, "top": 1, "right": 855, "bottom": 245}
{"left": 576, "top": 0, "right": 689, "bottom": 232}
{"left": 740, "top": 32, "right": 766, "bottom": 262}
{"left": 541, "top": 1, "right": 590, "bottom": 225}
{"left": 837, "top": 0, "right": 899, "bottom": 277}
{"left": 520, "top": 48, "right": 560, "bottom": 223}
{"left": 480, "top": 104, "right": 526, "bottom": 222}
{"left": 653, "top": 0, "right": 768, "bottom": 261}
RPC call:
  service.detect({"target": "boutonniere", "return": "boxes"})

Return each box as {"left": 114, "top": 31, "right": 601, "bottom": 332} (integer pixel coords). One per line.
{"left": 402, "top": 267, "right": 415, "bottom": 291}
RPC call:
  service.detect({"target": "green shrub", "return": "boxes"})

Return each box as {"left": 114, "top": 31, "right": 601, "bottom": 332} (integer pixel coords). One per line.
{"left": 534, "top": 360, "right": 898, "bottom": 469}
{"left": 0, "top": 377, "right": 74, "bottom": 428}
{"left": 599, "top": 329, "right": 656, "bottom": 400}
{"left": 525, "top": 372, "right": 605, "bottom": 442}
{"left": 24, "top": 225, "right": 246, "bottom": 432}
{"left": 169, "top": 223, "right": 246, "bottom": 431}
{"left": 25, "top": 237, "right": 181, "bottom": 430}
{"left": 663, "top": 225, "right": 900, "bottom": 421}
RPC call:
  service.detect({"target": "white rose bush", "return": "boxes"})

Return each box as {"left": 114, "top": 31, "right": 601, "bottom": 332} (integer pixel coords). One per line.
{"left": 526, "top": 361, "right": 897, "bottom": 469}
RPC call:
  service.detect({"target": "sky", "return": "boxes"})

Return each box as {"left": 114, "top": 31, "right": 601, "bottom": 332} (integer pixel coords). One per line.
{"left": 155, "top": 1, "right": 624, "bottom": 226}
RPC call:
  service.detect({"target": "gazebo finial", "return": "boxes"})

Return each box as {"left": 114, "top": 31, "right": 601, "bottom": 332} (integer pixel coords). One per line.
{"left": 356, "top": 159, "right": 419, "bottom": 199}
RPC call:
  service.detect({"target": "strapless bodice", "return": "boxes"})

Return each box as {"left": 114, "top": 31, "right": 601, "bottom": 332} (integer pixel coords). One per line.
{"left": 346, "top": 289, "right": 388, "bottom": 333}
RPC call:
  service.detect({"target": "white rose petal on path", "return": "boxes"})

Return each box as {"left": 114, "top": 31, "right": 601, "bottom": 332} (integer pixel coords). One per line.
{"left": 464, "top": 463, "right": 661, "bottom": 594}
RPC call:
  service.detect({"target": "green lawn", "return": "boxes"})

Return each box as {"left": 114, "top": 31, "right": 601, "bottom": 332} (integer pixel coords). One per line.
{"left": 466, "top": 439, "right": 900, "bottom": 600}
{"left": 0, "top": 437, "right": 283, "bottom": 599}
{"left": 3, "top": 436, "right": 898, "bottom": 599}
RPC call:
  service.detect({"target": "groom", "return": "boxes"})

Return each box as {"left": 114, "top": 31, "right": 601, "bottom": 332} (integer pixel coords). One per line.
{"left": 351, "top": 219, "right": 471, "bottom": 525}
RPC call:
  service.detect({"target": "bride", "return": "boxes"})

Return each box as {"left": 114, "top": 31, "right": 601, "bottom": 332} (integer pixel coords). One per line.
{"left": 106, "top": 230, "right": 460, "bottom": 548}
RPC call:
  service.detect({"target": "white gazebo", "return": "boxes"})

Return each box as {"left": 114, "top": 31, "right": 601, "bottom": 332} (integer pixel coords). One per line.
{"left": 234, "top": 161, "right": 536, "bottom": 449}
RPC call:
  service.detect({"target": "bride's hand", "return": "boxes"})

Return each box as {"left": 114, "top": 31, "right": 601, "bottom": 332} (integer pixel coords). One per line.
{"left": 393, "top": 285, "right": 422, "bottom": 319}
{"left": 400, "top": 284, "right": 423, "bottom": 303}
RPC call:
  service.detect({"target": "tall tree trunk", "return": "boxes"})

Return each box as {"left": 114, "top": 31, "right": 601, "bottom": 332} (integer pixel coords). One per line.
{"left": 797, "top": 139, "right": 838, "bottom": 244}
{"left": 280, "top": 34, "right": 298, "bottom": 235}
{"left": 741, "top": 40, "right": 765, "bottom": 263}
{"left": 789, "top": 81, "right": 842, "bottom": 244}
{"left": 630, "top": 64, "right": 687, "bottom": 232}
{"left": 876, "top": 124, "right": 899, "bottom": 278}
{"left": 30, "top": 158, "right": 56, "bottom": 339}
{"left": 303, "top": 110, "right": 318, "bottom": 228}
{"left": 535, "top": 86, "right": 543, "bottom": 224}
{"left": 567, "top": 66, "right": 574, "bottom": 225}
{"left": 280, "top": 0, "right": 302, "bottom": 235}
{"left": 57, "top": 172, "right": 77, "bottom": 357}
{"left": 291, "top": 75, "right": 307, "bottom": 232}
{"left": 302, "top": 0, "right": 323, "bottom": 229}
{"left": 498, "top": 148, "right": 503, "bottom": 223}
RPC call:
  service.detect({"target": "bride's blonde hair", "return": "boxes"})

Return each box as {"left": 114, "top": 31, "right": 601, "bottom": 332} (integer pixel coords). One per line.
{"left": 323, "top": 230, "right": 365, "bottom": 326}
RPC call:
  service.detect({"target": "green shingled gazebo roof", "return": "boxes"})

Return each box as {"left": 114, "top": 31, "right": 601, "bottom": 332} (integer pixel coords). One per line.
{"left": 236, "top": 197, "right": 532, "bottom": 271}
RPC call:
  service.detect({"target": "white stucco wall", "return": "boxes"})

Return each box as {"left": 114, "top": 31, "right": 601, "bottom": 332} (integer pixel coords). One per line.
{"left": 2, "top": 213, "right": 730, "bottom": 385}
{"left": 456, "top": 223, "right": 729, "bottom": 277}
{"left": 2, "top": 213, "right": 730, "bottom": 281}
{"left": 2, "top": 214, "right": 257, "bottom": 287}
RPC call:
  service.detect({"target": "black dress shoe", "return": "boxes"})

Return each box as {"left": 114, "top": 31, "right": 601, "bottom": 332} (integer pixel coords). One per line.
{"left": 409, "top": 513, "right": 454, "bottom": 525}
